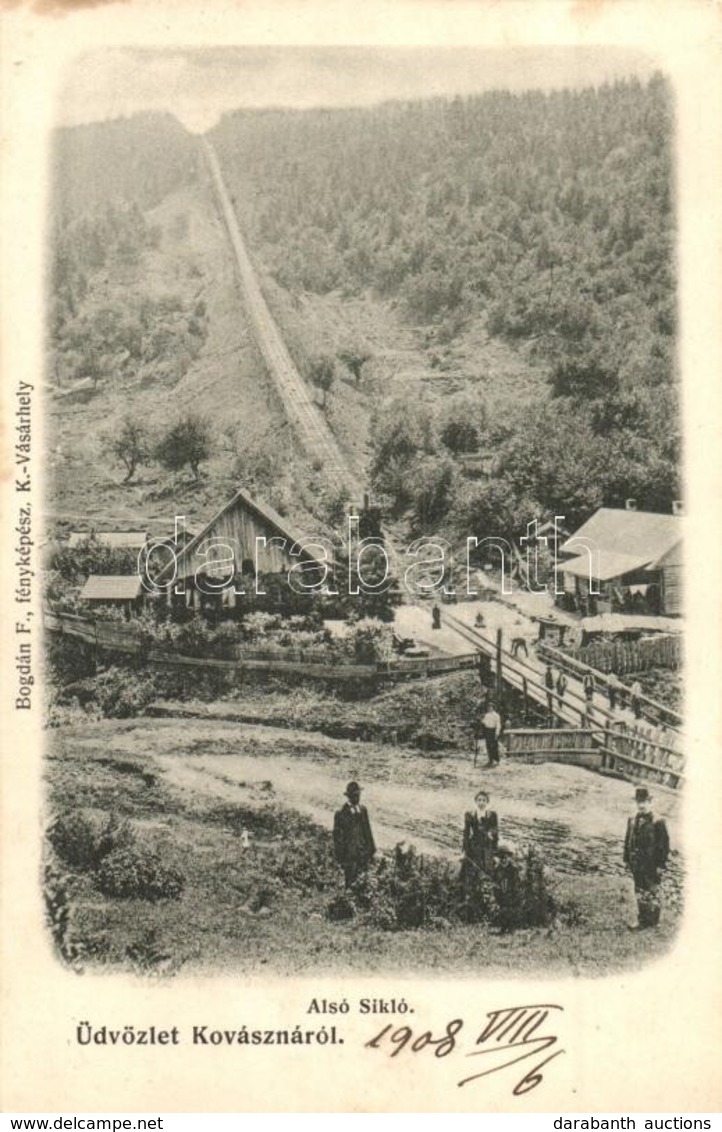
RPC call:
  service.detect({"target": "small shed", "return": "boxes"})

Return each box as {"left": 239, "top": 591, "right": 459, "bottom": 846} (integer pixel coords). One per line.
{"left": 80, "top": 574, "right": 144, "bottom": 618}
{"left": 69, "top": 530, "right": 148, "bottom": 550}
{"left": 457, "top": 451, "right": 495, "bottom": 479}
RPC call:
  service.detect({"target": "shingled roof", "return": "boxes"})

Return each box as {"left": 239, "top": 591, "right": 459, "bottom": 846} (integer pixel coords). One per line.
{"left": 80, "top": 575, "right": 144, "bottom": 601}
{"left": 561, "top": 508, "right": 682, "bottom": 576}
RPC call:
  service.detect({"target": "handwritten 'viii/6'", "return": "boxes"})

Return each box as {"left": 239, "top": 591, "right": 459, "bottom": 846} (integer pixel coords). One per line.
{"left": 365, "top": 1003, "right": 565, "bottom": 1096}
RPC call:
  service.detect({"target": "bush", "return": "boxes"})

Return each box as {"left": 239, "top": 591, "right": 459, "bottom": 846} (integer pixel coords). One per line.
{"left": 155, "top": 413, "right": 212, "bottom": 480}
{"left": 272, "top": 838, "right": 336, "bottom": 895}
{"left": 91, "top": 668, "right": 156, "bottom": 718}
{"left": 97, "top": 847, "right": 185, "bottom": 902}
{"left": 43, "top": 861, "right": 82, "bottom": 965}
{"left": 48, "top": 812, "right": 100, "bottom": 871}
{"left": 346, "top": 844, "right": 462, "bottom": 931}
{"left": 95, "top": 814, "right": 136, "bottom": 861}
{"left": 48, "top": 811, "right": 137, "bottom": 871}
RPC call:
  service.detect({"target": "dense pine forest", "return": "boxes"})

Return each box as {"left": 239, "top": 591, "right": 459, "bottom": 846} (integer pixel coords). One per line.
{"left": 211, "top": 75, "right": 680, "bottom": 531}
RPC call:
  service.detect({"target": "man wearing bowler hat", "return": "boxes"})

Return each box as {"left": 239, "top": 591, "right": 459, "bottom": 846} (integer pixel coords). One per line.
{"left": 333, "top": 781, "right": 376, "bottom": 888}
{"left": 623, "top": 785, "right": 670, "bottom": 929}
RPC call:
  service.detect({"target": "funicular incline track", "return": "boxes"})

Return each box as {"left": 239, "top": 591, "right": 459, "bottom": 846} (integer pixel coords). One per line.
{"left": 202, "top": 139, "right": 362, "bottom": 499}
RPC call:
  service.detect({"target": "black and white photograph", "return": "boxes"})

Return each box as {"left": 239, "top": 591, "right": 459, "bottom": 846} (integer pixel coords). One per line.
{"left": 1, "top": 3, "right": 721, "bottom": 1115}
{"left": 41, "top": 44, "right": 684, "bottom": 977}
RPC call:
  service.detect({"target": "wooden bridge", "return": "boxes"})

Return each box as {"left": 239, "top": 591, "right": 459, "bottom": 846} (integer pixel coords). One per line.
{"left": 202, "top": 139, "right": 361, "bottom": 498}
{"left": 441, "top": 609, "right": 683, "bottom": 790}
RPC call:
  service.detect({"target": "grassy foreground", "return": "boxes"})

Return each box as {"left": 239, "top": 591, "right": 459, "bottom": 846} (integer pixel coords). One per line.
{"left": 44, "top": 716, "right": 682, "bottom": 978}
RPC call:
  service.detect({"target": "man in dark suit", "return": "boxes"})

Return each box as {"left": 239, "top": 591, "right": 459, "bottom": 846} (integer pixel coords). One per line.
{"left": 624, "top": 785, "right": 670, "bottom": 929}
{"left": 333, "top": 781, "right": 376, "bottom": 888}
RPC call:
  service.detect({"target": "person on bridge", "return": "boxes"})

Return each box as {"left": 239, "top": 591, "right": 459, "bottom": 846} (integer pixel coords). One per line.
{"left": 623, "top": 786, "right": 670, "bottom": 930}
{"left": 431, "top": 603, "right": 441, "bottom": 630}
{"left": 545, "top": 664, "right": 555, "bottom": 693}
{"left": 481, "top": 704, "right": 503, "bottom": 766}
{"left": 630, "top": 680, "right": 643, "bottom": 720}
{"left": 583, "top": 671, "right": 595, "bottom": 705}
{"left": 606, "top": 672, "right": 621, "bottom": 711}
{"left": 555, "top": 670, "right": 568, "bottom": 709}
{"left": 333, "top": 781, "right": 376, "bottom": 888}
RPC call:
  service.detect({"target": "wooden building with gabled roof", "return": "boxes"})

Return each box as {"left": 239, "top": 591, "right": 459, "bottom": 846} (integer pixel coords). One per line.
{"left": 157, "top": 487, "right": 335, "bottom": 615}
{"left": 558, "top": 506, "right": 683, "bottom": 618}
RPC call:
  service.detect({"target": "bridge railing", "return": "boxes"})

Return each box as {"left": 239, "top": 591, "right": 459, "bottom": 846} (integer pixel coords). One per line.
{"left": 538, "top": 642, "right": 682, "bottom": 731}
{"left": 504, "top": 725, "right": 684, "bottom": 790}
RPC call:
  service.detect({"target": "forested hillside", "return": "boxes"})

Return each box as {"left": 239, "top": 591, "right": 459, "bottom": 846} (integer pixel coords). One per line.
{"left": 211, "top": 75, "right": 680, "bottom": 530}
{"left": 52, "top": 113, "right": 199, "bottom": 217}
{"left": 45, "top": 114, "right": 316, "bottom": 536}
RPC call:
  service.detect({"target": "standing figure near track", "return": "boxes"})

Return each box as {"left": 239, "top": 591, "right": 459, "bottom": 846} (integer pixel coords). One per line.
{"left": 480, "top": 703, "right": 503, "bottom": 767}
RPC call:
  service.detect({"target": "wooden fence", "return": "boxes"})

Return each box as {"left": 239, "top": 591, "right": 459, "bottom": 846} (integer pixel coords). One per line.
{"left": 505, "top": 725, "right": 684, "bottom": 790}
{"left": 538, "top": 642, "right": 682, "bottom": 731}
{"left": 564, "top": 634, "right": 681, "bottom": 674}
{"left": 44, "top": 610, "right": 483, "bottom": 686}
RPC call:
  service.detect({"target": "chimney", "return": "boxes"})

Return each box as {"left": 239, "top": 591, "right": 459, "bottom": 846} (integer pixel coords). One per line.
{"left": 625, "top": 498, "right": 637, "bottom": 511}
{"left": 672, "top": 500, "right": 684, "bottom": 516}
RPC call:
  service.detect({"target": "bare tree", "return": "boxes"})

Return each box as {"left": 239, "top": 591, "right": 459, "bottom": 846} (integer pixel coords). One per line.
{"left": 111, "top": 417, "right": 151, "bottom": 484}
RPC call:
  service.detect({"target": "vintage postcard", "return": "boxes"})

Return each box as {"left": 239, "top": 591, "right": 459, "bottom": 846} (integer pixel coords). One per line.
{"left": 1, "top": 0, "right": 721, "bottom": 1115}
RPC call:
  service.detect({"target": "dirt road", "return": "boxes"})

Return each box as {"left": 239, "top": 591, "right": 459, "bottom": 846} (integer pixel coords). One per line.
{"left": 60, "top": 716, "right": 681, "bottom": 897}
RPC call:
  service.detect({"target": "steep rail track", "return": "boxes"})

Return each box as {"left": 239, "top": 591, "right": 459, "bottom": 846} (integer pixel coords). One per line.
{"left": 202, "top": 139, "right": 362, "bottom": 499}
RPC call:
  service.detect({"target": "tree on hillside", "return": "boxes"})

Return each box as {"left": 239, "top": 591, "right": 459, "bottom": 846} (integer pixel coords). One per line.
{"left": 496, "top": 402, "right": 606, "bottom": 529}
{"left": 438, "top": 393, "right": 487, "bottom": 454}
{"left": 338, "top": 344, "right": 371, "bottom": 386}
{"left": 155, "top": 413, "right": 213, "bottom": 480}
{"left": 308, "top": 355, "right": 336, "bottom": 407}
{"left": 80, "top": 345, "right": 112, "bottom": 392}
{"left": 110, "top": 417, "right": 152, "bottom": 484}
{"left": 408, "top": 454, "right": 455, "bottom": 533}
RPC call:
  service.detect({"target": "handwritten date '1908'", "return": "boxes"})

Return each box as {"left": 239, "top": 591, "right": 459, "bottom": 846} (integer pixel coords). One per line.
{"left": 365, "top": 1003, "right": 565, "bottom": 1097}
